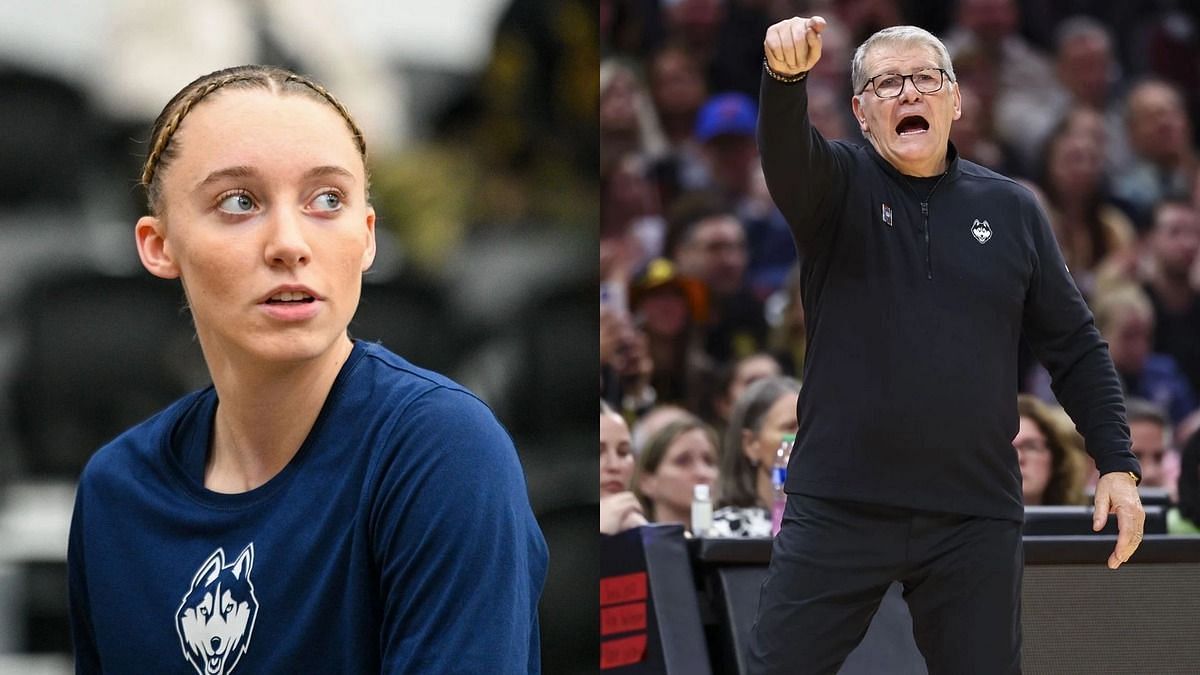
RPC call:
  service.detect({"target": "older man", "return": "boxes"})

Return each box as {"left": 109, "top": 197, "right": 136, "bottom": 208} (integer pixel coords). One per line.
{"left": 750, "top": 17, "right": 1144, "bottom": 674}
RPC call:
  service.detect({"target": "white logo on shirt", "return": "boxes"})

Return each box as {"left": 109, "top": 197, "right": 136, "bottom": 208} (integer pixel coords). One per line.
{"left": 176, "top": 544, "right": 258, "bottom": 675}
{"left": 971, "top": 219, "right": 992, "bottom": 244}
{"left": 882, "top": 203, "right": 893, "bottom": 227}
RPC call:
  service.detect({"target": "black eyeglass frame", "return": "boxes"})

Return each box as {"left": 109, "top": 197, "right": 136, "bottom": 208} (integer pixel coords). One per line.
{"left": 859, "top": 68, "right": 953, "bottom": 99}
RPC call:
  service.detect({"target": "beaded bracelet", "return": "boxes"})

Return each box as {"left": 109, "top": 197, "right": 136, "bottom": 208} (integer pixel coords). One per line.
{"left": 763, "top": 58, "right": 808, "bottom": 84}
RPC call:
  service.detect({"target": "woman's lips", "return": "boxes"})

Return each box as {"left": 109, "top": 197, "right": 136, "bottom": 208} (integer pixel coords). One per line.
{"left": 601, "top": 480, "right": 626, "bottom": 495}
{"left": 259, "top": 298, "right": 322, "bottom": 321}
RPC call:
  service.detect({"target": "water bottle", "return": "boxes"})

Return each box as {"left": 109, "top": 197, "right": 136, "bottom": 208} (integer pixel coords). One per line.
{"left": 771, "top": 433, "right": 795, "bottom": 536}
{"left": 691, "top": 484, "right": 712, "bottom": 537}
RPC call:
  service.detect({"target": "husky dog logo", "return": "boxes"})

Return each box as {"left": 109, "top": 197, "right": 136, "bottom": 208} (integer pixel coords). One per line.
{"left": 971, "top": 219, "right": 992, "bottom": 244}
{"left": 176, "top": 544, "right": 259, "bottom": 675}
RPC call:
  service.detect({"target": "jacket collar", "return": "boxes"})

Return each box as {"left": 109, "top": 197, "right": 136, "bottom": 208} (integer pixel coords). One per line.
{"left": 865, "top": 140, "right": 962, "bottom": 183}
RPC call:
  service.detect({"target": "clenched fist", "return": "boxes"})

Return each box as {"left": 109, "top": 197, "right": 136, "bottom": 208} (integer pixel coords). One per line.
{"left": 764, "top": 16, "right": 827, "bottom": 77}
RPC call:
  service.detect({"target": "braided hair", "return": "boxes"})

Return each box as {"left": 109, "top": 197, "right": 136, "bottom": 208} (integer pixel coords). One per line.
{"left": 141, "top": 65, "right": 368, "bottom": 214}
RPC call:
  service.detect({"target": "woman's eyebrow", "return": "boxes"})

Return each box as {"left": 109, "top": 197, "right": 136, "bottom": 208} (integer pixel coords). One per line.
{"left": 303, "top": 165, "right": 356, "bottom": 182}
{"left": 192, "top": 165, "right": 355, "bottom": 193}
{"left": 194, "top": 165, "right": 257, "bottom": 192}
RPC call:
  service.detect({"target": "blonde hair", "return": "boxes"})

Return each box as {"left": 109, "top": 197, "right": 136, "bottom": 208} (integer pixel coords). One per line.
{"left": 141, "top": 65, "right": 368, "bottom": 214}
{"left": 1017, "top": 394, "right": 1088, "bottom": 505}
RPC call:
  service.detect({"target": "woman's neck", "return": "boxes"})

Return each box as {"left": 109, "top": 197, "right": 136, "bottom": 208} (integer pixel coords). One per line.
{"left": 654, "top": 502, "right": 691, "bottom": 529}
{"left": 756, "top": 469, "right": 774, "bottom": 510}
{"left": 204, "top": 337, "right": 354, "bottom": 493}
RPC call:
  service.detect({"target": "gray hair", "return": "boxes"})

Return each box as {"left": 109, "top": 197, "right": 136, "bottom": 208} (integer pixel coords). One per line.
{"left": 1054, "top": 15, "right": 1112, "bottom": 54}
{"left": 716, "top": 376, "right": 801, "bottom": 509}
{"left": 851, "top": 25, "right": 956, "bottom": 95}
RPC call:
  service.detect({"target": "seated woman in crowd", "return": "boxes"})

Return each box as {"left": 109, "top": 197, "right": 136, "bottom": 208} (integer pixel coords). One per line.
{"left": 1038, "top": 108, "right": 1137, "bottom": 299}
{"left": 1014, "top": 394, "right": 1089, "bottom": 506}
{"left": 704, "top": 351, "right": 783, "bottom": 432}
{"left": 1169, "top": 429, "right": 1200, "bottom": 534}
{"left": 633, "top": 414, "right": 719, "bottom": 532}
{"left": 601, "top": 401, "right": 648, "bottom": 534}
{"left": 712, "top": 377, "right": 801, "bottom": 537}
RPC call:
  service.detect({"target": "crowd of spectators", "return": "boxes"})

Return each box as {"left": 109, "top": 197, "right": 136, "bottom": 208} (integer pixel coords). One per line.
{"left": 600, "top": 0, "right": 1200, "bottom": 535}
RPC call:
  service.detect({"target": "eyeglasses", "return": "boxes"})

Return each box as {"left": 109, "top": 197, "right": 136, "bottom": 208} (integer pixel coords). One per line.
{"left": 861, "top": 68, "right": 950, "bottom": 99}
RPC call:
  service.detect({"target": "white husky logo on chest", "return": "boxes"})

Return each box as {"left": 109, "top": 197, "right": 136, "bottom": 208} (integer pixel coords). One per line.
{"left": 176, "top": 544, "right": 258, "bottom": 675}
{"left": 971, "top": 219, "right": 992, "bottom": 244}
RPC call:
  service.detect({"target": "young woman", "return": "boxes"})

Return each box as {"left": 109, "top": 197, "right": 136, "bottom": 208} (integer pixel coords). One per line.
{"left": 1014, "top": 394, "right": 1088, "bottom": 506}
{"left": 67, "top": 65, "right": 547, "bottom": 673}
{"left": 633, "top": 414, "right": 719, "bottom": 530}
{"left": 600, "top": 401, "right": 648, "bottom": 534}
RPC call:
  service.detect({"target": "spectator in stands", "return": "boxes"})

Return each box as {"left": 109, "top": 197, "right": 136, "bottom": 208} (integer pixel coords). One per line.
{"left": 943, "top": 0, "right": 1059, "bottom": 171}
{"left": 603, "top": 152, "right": 666, "bottom": 273}
{"left": 631, "top": 403, "right": 692, "bottom": 455}
{"left": 667, "top": 192, "right": 768, "bottom": 362}
{"left": 949, "top": 84, "right": 1012, "bottom": 174}
{"left": 662, "top": 0, "right": 726, "bottom": 88}
{"left": 1038, "top": 111, "right": 1136, "bottom": 298}
{"left": 1014, "top": 395, "right": 1088, "bottom": 506}
{"left": 633, "top": 415, "right": 719, "bottom": 530}
{"left": 69, "top": 65, "right": 545, "bottom": 671}
{"left": 601, "top": 401, "right": 649, "bottom": 534}
{"left": 600, "top": 58, "right": 667, "bottom": 177}
{"left": 1142, "top": 199, "right": 1200, "bottom": 395}
{"left": 649, "top": 43, "right": 708, "bottom": 150}
{"left": 694, "top": 92, "right": 761, "bottom": 207}
{"left": 600, "top": 304, "right": 657, "bottom": 418}
{"left": 706, "top": 352, "right": 783, "bottom": 431}
{"left": 1126, "top": 398, "right": 1173, "bottom": 491}
{"left": 1047, "top": 17, "right": 1130, "bottom": 172}
{"left": 712, "top": 376, "right": 801, "bottom": 537}
{"left": 1169, "top": 427, "right": 1200, "bottom": 534}
{"left": 630, "top": 257, "right": 710, "bottom": 409}
{"left": 647, "top": 43, "right": 710, "bottom": 204}
{"left": 1114, "top": 79, "right": 1198, "bottom": 228}
{"left": 693, "top": 93, "right": 800, "bottom": 298}
{"left": 1094, "top": 285, "right": 1197, "bottom": 425}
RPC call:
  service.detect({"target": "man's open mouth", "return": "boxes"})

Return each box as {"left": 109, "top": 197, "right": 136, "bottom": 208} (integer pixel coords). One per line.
{"left": 896, "top": 115, "right": 930, "bottom": 136}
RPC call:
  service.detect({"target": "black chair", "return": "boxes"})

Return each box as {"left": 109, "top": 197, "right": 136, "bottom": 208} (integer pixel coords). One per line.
{"left": 538, "top": 502, "right": 598, "bottom": 675}
{"left": 11, "top": 272, "right": 207, "bottom": 477}
{"left": 0, "top": 67, "right": 94, "bottom": 211}
{"left": 350, "top": 275, "right": 459, "bottom": 374}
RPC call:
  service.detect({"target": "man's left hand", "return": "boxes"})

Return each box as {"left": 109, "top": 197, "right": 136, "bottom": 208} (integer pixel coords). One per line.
{"left": 1092, "top": 472, "right": 1145, "bottom": 569}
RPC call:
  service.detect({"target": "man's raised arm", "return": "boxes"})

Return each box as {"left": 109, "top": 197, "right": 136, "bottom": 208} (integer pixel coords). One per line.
{"left": 758, "top": 16, "right": 846, "bottom": 252}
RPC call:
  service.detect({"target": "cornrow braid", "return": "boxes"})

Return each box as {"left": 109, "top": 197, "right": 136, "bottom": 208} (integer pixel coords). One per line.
{"left": 140, "top": 65, "right": 369, "bottom": 214}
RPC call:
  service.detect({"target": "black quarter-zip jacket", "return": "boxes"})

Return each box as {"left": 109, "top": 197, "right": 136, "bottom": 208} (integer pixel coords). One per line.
{"left": 758, "top": 72, "right": 1139, "bottom": 521}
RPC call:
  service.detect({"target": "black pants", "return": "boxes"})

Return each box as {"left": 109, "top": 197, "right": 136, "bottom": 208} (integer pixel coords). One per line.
{"left": 748, "top": 494, "right": 1023, "bottom": 675}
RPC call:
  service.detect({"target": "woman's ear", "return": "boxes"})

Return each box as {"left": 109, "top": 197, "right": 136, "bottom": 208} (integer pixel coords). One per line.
{"left": 361, "top": 206, "right": 377, "bottom": 272}
{"left": 135, "top": 216, "right": 180, "bottom": 279}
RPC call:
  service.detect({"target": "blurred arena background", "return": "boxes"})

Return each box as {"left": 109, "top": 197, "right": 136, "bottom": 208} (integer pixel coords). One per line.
{"left": 0, "top": 0, "right": 596, "bottom": 672}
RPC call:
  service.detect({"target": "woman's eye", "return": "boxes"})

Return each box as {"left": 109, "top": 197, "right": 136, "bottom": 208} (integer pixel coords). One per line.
{"left": 218, "top": 193, "right": 256, "bottom": 213}
{"left": 311, "top": 191, "right": 342, "bottom": 211}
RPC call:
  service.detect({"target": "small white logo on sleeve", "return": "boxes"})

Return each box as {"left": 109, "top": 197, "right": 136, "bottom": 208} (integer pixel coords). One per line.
{"left": 882, "top": 203, "right": 893, "bottom": 227}
{"left": 971, "top": 219, "right": 992, "bottom": 244}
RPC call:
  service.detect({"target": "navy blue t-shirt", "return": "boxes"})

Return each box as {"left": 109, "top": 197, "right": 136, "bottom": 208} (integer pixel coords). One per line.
{"left": 68, "top": 340, "right": 548, "bottom": 673}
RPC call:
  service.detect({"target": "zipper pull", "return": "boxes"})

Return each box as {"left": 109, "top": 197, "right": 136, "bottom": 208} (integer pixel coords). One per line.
{"left": 920, "top": 202, "right": 928, "bottom": 216}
